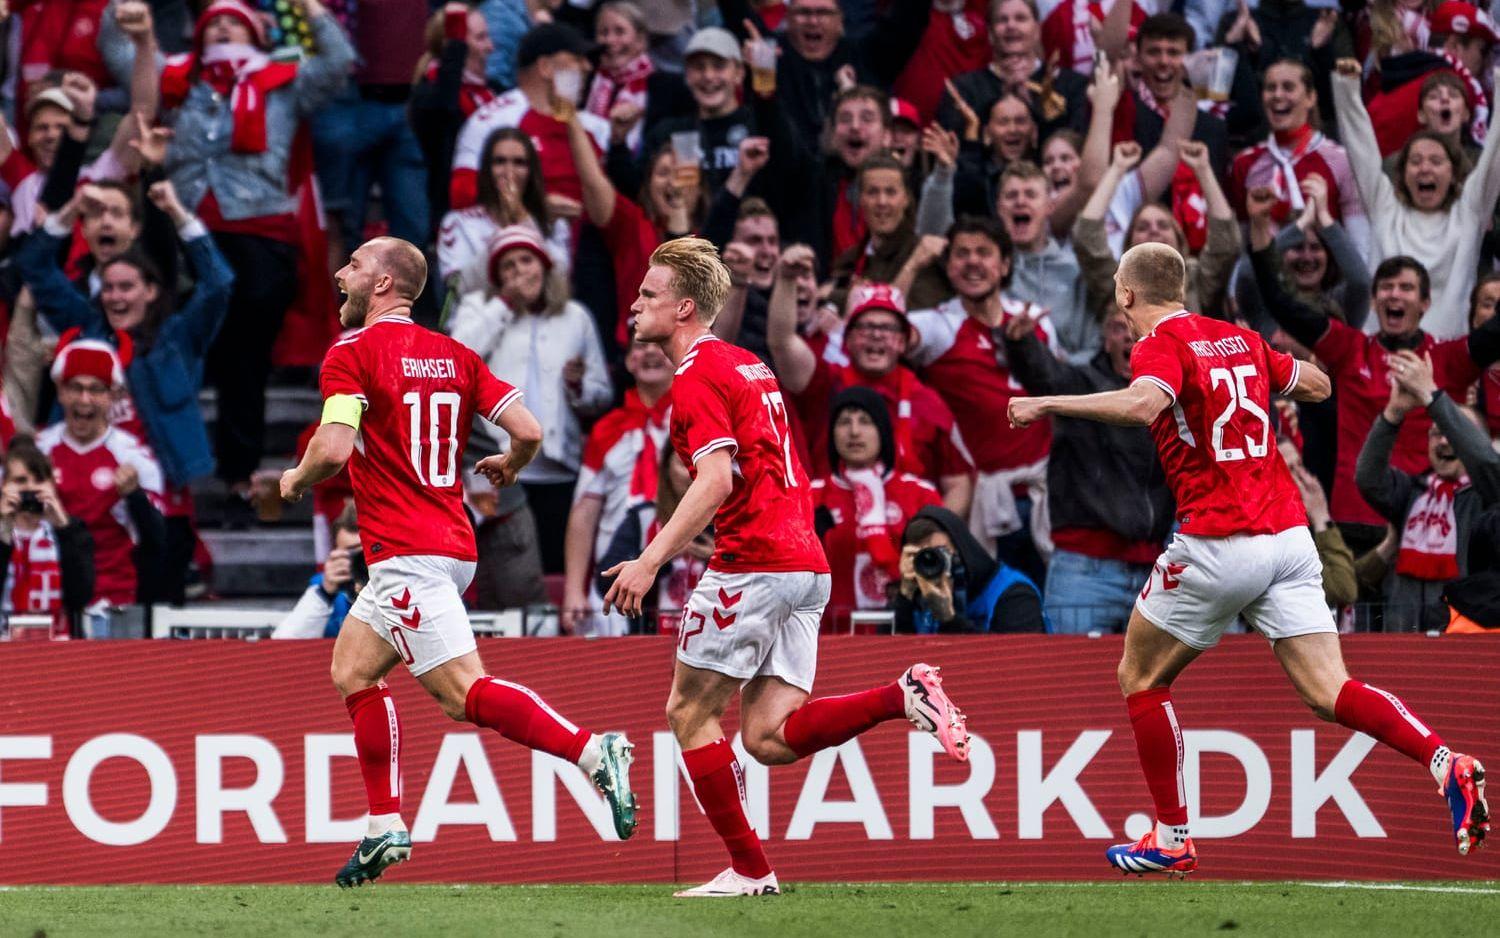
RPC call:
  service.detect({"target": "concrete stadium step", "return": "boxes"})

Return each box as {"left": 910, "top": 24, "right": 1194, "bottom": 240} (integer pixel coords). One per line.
{"left": 201, "top": 528, "right": 317, "bottom": 598}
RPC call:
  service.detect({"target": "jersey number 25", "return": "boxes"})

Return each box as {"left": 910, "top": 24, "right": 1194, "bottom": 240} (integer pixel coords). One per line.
{"left": 1208, "top": 365, "right": 1270, "bottom": 463}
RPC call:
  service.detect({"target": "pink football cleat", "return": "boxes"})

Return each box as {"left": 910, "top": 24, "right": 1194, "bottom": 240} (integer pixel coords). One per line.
{"left": 901, "top": 663, "right": 969, "bottom": 762}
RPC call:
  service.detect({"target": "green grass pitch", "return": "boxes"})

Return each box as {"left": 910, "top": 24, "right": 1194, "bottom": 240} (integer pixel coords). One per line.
{"left": 2, "top": 882, "right": 1498, "bottom": 937}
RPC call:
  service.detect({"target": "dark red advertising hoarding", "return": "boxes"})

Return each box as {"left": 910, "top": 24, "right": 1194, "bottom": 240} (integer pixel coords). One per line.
{"left": 0, "top": 636, "right": 1496, "bottom": 883}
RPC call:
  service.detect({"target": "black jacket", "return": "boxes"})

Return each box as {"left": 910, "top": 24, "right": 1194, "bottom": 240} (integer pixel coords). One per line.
{"left": 936, "top": 63, "right": 1091, "bottom": 149}
{"left": 0, "top": 519, "right": 95, "bottom": 635}
{"left": 893, "top": 506, "right": 1045, "bottom": 633}
{"left": 1006, "top": 331, "right": 1174, "bottom": 548}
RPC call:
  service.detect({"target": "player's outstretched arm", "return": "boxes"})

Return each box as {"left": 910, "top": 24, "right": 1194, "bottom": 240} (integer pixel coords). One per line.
{"left": 1008, "top": 382, "right": 1171, "bottom": 429}
{"left": 281, "top": 422, "right": 355, "bottom": 502}
{"left": 601, "top": 448, "right": 734, "bottom": 617}
{"left": 475, "top": 401, "right": 543, "bottom": 488}
{"left": 1285, "top": 359, "right": 1332, "bottom": 403}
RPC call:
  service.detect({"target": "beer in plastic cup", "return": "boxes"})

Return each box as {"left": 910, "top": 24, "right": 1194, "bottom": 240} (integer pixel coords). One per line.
{"left": 553, "top": 68, "right": 583, "bottom": 120}
{"left": 749, "top": 39, "right": 777, "bottom": 95}
{"left": 670, "top": 130, "right": 702, "bottom": 190}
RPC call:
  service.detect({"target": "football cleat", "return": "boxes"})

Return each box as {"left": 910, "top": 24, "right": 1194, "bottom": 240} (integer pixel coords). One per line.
{"left": 334, "top": 827, "right": 412, "bottom": 888}
{"left": 1444, "top": 753, "right": 1489, "bottom": 855}
{"left": 673, "top": 867, "right": 781, "bottom": 898}
{"left": 1105, "top": 830, "right": 1198, "bottom": 877}
{"left": 901, "top": 663, "right": 969, "bottom": 762}
{"left": 591, "top": 732, "right": 640, "bottom": 840}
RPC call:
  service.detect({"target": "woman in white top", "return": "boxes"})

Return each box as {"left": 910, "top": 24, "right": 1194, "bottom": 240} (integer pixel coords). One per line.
{"left": 1333, "top": 57, "right": 1500, "bottom": 338}
{"left": 435, "top": 127, "right": 573, "bottom": 289}
{"left": 446, "top": 226, "right": 612, "bottom": 571}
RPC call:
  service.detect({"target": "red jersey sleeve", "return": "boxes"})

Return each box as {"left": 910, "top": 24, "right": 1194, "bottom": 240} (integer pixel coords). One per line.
{"left": 675, "top": 368, "right": 738, "bottom": 465}
{"left": 467, "top": 348, "right": 523, "bottom": 424}
{"left": 1433, "top": 335, "right": 1481, "bottom": 391}
{"left": 1128, "top": 333, "right": 1185, "bottom": 402}
{"left": 1312, "top": 317, "right": 1358, "bottom": 373}
{"left": 319, "top": 338, "right": 364, "bottom": 401}
{"left": 1261, "top": 338, "right": 1301, "bottom": 396}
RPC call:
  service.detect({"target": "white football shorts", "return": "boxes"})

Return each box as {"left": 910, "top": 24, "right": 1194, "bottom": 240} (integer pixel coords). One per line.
{"left": 349, "top": 553, "right": 479, "bottom": 676}
{"left": 675, "top": 569, "right": 831, "bottom": 693}
{"left": 1135, "top": 526, "right": 1336, "bottom": 650}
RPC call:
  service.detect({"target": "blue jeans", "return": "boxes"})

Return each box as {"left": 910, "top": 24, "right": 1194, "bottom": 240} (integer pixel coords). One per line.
{"left": 1043, "top": 549, "right": 1153, "bottom": 635}
{"left": 311, "top": 89, "right": 431, "bottom": 252}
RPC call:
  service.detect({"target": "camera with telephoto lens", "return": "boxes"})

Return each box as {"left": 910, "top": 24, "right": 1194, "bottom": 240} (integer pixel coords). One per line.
{"left": 16, "top": 489, "right": 43, "bottom": 515}
{"left": 913, "top": 546, "right": 953, "bottom": 580}
{"left": 343, "top": 549, "right": 369, "bottom": 597}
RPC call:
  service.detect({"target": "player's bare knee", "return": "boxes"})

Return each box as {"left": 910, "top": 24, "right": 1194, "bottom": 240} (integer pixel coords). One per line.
{"left": 742, "top": 734, "right": 796, "bottom": 766}
{"left": 331, "top": 658, "right": 373, "bottom": 698}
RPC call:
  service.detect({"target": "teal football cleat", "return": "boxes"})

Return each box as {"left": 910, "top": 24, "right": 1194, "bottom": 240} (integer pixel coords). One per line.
{"left": 592, "top": 732, "right": 639, "bottom": 840}
{"left": 334, "top": 827, "right": 412, "bottom": 888}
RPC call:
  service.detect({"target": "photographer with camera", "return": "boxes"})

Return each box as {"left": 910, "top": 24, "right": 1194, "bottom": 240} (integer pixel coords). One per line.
{"left": 895, "top": 506, "right": 1045, "bottom": 634}
{"left": 273, "top": 506, "right": 367, "bottom": 639}
{"left": 0, "top": 437, "right": 96, "bottom": 636}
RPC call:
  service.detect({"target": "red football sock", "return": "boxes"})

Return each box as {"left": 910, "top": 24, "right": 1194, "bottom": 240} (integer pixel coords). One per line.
{"left": 464, "top": 677, "right": 591, "bottom": 763}
{"left": 1126, "top": 687, "right": 1188, "bottom": 827}
{"left": 1334, "top": 680, "right": 1444, "bottom": 764}
{"left": 682, "top": 738, "right": 772, "bottom": 878}
{"left": 344, "top": 684, "right": 402, "bottom": 815}
{"left": 781, "top": 682, "right": 906, "bottom": 758}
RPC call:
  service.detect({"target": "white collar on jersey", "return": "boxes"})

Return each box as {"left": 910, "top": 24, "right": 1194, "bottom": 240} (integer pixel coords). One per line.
{"left": 1148, "top": 309, "right": 1191, "bottom": 336}
{"left": 368, "top": 314, "right": 415, "bottom": 326}
{"left": 688, "top": 333, "right": 719, "bottom": 350}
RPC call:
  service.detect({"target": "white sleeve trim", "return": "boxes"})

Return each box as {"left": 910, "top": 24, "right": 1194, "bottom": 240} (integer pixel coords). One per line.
{"left": 1131, "top": 375, "right": 1177, "bottom": 405}
{"left": 487, "top": 387, "right": 523, "bottom": 424}
{"left": 691, "top": 437, "right": 738, "bottom": 465}
{"left": 1280, "top": 359, "right": 1301, "bottom": 396}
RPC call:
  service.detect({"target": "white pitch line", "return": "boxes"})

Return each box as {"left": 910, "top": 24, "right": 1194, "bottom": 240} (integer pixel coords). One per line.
{"left": 1301, "top": 882, "right": 1500, "bottom": 895}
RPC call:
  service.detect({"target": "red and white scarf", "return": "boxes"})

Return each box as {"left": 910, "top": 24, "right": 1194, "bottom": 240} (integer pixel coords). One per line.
{"left": 6, "top": 522, "right": 63, "bottom": 614}
{"left": 842, "top": 465, "right": 901, "bottom": 609}
{"left": 1396, "top": 473, "right": 1470, "bottom": 581}
{"left": 1265, "top": 124, "right": 1323, "bottom": 212}
{"left": 161, "top": 43, "right": 299, "bottom": 154}
{"left": 1400, "top": 8, "right": 1431, "bottom": 52}
{"left": 585, "top": 53, "right": 653, "bottom": 121}
{"left": 1439, "top": 50, "right": 1489, "bottom": 144}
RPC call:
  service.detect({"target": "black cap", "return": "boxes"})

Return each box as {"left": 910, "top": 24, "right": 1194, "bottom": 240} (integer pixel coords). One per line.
{"left": 516, "top": 23, "right": 596, "bottom": 69}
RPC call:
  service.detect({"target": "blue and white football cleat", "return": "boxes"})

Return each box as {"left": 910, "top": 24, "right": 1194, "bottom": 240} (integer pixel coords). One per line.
{"left": 1105, "top": 829, "right": 1198, "bottom": 877}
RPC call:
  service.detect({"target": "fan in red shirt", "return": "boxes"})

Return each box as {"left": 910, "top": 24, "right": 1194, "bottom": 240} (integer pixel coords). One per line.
{"left": 602, "top": 237, "right": 968, "bottom": 898}
{"left": 1009, "top": 241, "right": 1490, "bottom": 876}
{"left": 279, "top": 236, "right": 638, "bottom": 889}
{"left": 1247, "top": 188, "right": 1500, "bottom": 546}
{"left": 810, "top": 387, "right": 941, "bottom": 630}
{"left": 768, "top": 262, "right": 974, "bottom": 512}
{"left": 449, "top": 24, "right": 610, "bottom": 210}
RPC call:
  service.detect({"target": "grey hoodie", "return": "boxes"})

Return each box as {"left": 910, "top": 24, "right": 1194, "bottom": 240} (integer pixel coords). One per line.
{"left": 1007, "top": 236, "right": 1096, "bottom": 364}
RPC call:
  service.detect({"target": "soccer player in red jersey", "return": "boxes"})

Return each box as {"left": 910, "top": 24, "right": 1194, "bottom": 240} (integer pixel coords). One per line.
{"left": 1010, "top": 242, "right": 1489, "bottom": 875}
{"left": 280, "top": 237, "right": 638, "bottom": 888}
{"left": 603, "top": 238, "right": 971, "bottom": 898}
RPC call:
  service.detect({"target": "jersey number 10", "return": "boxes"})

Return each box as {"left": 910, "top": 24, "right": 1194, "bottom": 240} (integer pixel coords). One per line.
{"left": 403, "top": 390, "right": 461, "bottom": 486}
{"left": 1208, "top": 365, "right": 1270, "bottom": 463}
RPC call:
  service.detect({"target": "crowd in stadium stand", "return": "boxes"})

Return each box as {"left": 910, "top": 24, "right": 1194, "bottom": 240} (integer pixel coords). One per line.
{"left": 0, "top": 0, "right": 1497, "bottom": 640}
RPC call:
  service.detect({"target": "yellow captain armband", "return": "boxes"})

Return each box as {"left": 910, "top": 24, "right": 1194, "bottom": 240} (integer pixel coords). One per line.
{"left": 321, "top": 394, "right": 364, "bottom": 430}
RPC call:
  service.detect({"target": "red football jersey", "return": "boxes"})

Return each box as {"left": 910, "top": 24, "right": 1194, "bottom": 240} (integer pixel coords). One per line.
{"left": 668, "top": 335, "right": 829, "bottom": 574}
{"left": 319, "top": 316, "right": 521, "bottom": 564}
{"left": 36, "top": 424, "right": 164, "bottom": 606}
{"left": 1129, "top": 311, "right": 1307, "bottom": 537}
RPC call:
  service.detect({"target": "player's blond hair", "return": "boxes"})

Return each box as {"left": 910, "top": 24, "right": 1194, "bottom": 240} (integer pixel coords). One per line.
{"left": 1118, "top": 242, "right": 1186, "bottom": 307}
{"left": 649, "top": 237, "right": 731, "bottom": 325}
{"left": 368, "top": 236, "right": 428, "bottom": 302}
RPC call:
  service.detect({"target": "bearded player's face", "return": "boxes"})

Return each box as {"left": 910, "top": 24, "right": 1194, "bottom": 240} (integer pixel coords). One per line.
{"left": 335, "top": 249, "right": 377, "bottom": 327}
